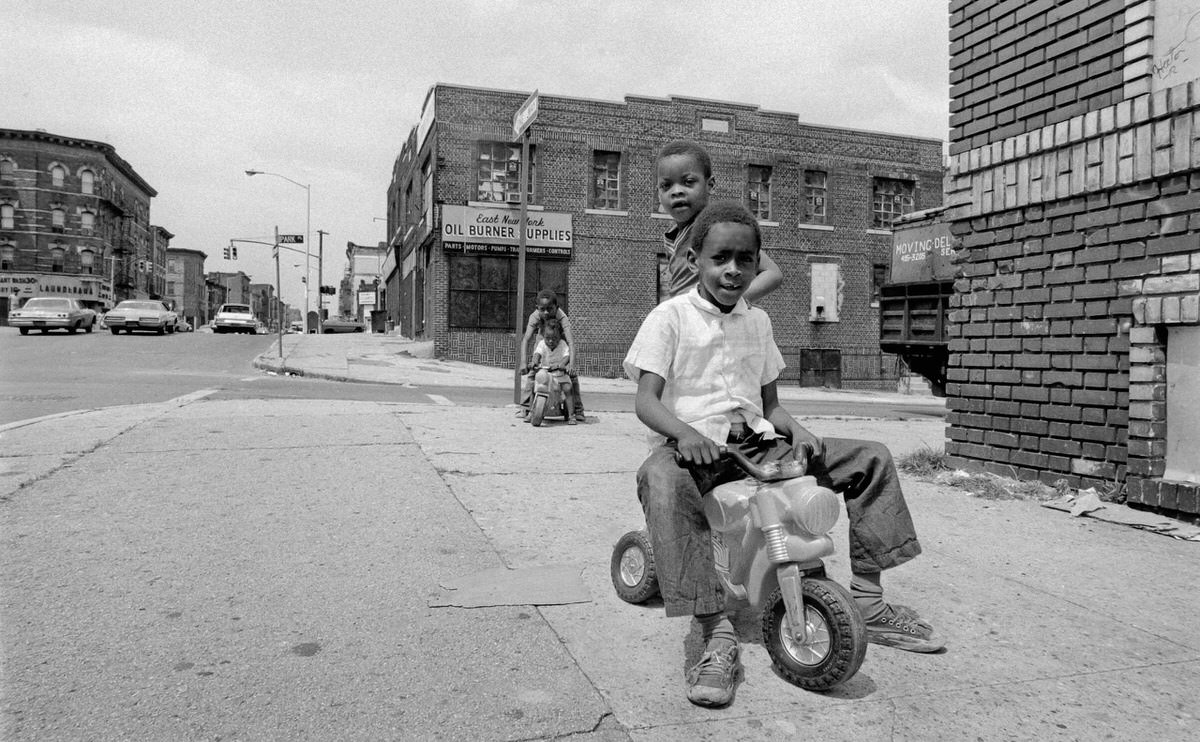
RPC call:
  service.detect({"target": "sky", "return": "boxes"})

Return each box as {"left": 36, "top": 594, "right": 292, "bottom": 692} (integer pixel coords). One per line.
{"left": 4, "top": 0, "right": 950, "bottom": 312}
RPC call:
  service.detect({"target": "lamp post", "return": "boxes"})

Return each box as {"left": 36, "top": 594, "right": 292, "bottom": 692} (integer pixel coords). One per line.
{"left": 246, "top": 169, "right": 311, "bottom": 331}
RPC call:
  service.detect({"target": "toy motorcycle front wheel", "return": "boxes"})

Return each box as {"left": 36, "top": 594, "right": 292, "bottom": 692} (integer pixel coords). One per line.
{"left": 530, "top": 394, "right": 548, "bottom": 426}
{"left": 610, "top": 530, "right": 659, "bottom": 604}
{"left": 762, "top": 578, "right": 866, "bottom": 691}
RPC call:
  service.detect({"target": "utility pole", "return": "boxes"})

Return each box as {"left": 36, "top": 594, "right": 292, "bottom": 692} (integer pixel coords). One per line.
{"left": 274, "top": 226, "right": 283, "bottom": 359}
{"left": 317, "top": 230, "right": 327, "bottom": 334}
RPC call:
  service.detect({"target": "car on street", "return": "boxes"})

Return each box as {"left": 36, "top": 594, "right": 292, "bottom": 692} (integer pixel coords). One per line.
{"left": 322, "top": 316, "right": 366, "bottom": 333}
{"left": 289, "top": 320, "right": 305, "bottom": 333}
{"left": 212, "top": 303, "right": 258, "bottom": 334}
{"left": 104, "top": 300, "right": 179, "bottom": 335}
{"left": 8, "top": 297, "right": 97, "bottom": 335}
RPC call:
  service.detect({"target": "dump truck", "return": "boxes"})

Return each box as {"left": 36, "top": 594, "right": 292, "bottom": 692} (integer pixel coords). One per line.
{"left": 879, "top": 207, "right": 958, "bottom": 396}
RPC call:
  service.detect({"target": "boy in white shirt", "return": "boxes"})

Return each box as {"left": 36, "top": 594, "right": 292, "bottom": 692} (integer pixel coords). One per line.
{"left": 525, "top": 318, "right": 577, "bottom": 425}
{"left": 624, "top": 202, "right": 939, "bottom": 709}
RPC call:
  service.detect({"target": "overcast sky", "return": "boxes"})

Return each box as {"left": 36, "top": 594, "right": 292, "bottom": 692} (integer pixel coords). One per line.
{"left": 4, "top": 0, "right": 949, "bottom": 306}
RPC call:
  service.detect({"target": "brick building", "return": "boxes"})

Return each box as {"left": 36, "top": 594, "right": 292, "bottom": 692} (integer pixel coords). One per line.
{"left": 206, "top": 271, "right": 251, "bottom": 307}
{"left": 944, "top": 0, "right": 1200, "bottom": 515}
{"left": 0, "top": 128, "right": 157, "bottom": 318}
{"left": 166, "top": 247, "right": 207, "bottom": 327}
{"left": 385, "top": 84, "right": 943, "bottom": 388}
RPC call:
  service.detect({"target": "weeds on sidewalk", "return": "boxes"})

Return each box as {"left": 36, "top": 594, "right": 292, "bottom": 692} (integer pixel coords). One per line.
{"left": 898, "top": 446, "right": 1069, "bottom": 502}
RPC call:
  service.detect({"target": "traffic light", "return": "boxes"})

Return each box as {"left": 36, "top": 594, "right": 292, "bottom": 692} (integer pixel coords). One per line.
{"left": 231, "top": 247, "right": 238, "bottom": 260}
{"left": 320, "top": 285, "right": 336, "bottom": 295}
{"left": 223, "top": 246, "right": 231, "bottom": 260}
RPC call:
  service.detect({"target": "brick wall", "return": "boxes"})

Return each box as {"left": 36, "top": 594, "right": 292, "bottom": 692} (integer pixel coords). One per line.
{"left": 390, "top": 85, "right": 943, "bottom": 387}
{"left": 945, "top": 0, "right": 1200, "bottom": 516}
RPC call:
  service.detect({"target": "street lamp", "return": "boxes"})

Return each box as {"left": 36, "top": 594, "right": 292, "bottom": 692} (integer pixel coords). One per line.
{"left": 245, "top": 169, "right": 312, "bottom": 331}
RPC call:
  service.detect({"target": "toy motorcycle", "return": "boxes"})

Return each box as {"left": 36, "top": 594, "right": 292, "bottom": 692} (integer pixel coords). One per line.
{"left": 527, "top": 365, "right": 570, "bottom": 427}
{"left": 611, "top": 445, "right": 867, "bottom": 691}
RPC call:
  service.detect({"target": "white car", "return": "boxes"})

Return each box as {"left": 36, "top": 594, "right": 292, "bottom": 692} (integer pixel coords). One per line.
{"left": 212, "top": 303, "right": 257, "bottom": 334}
{"left": 104, "top": 300, "right": 179, "bottom": 335}
{"left": 9, "top": 297, "right": 97, "bottom": 335}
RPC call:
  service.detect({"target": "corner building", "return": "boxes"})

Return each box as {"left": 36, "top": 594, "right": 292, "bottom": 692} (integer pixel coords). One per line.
{"left": 0, "top": 128, "right": 158, "bottom": 318}
{"left": 387, "top": 84, "right": 943, "bottom": 389}
{"left": 944, "top": 0, "right": 1200, "bottom": 515}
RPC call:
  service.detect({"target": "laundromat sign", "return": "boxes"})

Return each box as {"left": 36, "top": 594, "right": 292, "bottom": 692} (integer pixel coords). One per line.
{"left": 441, "top": 204, "right": 573, "bottom": 258}
{"left": 1, "top": 273, "right": 112, "bottom": 303}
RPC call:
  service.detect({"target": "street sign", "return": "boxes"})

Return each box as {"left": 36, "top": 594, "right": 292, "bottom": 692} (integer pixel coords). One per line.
{"left": 512, "top": 90, "right": 539, "bottom": 139}
{"left": 279, "top": 234, "right": 304, "bottom": 244}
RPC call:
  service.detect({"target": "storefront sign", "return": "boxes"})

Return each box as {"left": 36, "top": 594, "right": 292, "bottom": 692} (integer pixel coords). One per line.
{"left": 358, "top": 291, "right": 376, "bottom": 306}
{"left": 890, "top": 222, "right": 958, "bottom": 284}
{"left": 0, "top": 272, "right": 113, "bottom": 304}
{"left": 441, "top": 204, "right": 573, "bottom": 258}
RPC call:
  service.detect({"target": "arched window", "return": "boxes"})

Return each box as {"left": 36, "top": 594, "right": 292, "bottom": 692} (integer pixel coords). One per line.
{"left": 51, "top": 165, "right": 66, "bottom": 188}
{"left": 51, "top": 207, "right": 65, "bottom": 229}
{"left": 50, "top": 244, "right": 66, "bottom": 273}
{"left": 80, "top": 169, "right": 95, "bottom": 195}
{"left": 0, "top": 204, "right": 13, "bottom": 230}
{"left": 80, "top": 249, "right": 95, "bottom": 275}
{"left": 0, "top": 159, "right": 14, "bottom": 180}
{"left": 81, "top": 210, "right": 95, "bottom": 232}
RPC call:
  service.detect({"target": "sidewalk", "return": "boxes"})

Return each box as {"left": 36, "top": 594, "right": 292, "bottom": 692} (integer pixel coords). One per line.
{"left": 250, "top": 330, "right": 949, "bottom": 407}
{"left": 2, "top": 334, "right": 1197, "bottom": 740}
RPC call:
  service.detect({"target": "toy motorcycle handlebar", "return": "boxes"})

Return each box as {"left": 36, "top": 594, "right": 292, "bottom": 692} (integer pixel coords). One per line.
{"left": 675, "top": 443, "right": 810, "bottom": 482}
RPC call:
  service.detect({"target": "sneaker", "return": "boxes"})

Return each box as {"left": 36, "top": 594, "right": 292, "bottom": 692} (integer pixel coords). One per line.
{"left": 567, "top": 417, "right": 578, "bottom": 425}
{"left": 866, "top": 605, "right": 943, "bottom": 653}
{"left": 891, "top": 603, "right": 933, "bottom": 633}
{"left": 686, "top": 642, "right": 740, "bottom": 707}
{"left": 574, "top": 412, "right": 586, "bottom": 423}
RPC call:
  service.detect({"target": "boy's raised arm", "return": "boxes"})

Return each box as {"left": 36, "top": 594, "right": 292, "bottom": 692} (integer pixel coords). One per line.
{"left": 635, "top": 371, "right": 722, "bottom": 465}
{"left": 744, "top": 249, "right": 784, "bottom": 304}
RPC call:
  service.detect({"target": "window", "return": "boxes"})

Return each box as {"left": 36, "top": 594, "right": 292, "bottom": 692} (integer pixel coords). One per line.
{"left": 871, "top": 263, "right": 889, "bottom": 307}
{"left": 81, "top": 210, "right": 95, "bottom": 232}
{"left": 81, "top": 170, "right": 95, "bottom": 195}
{"left": 50, "top": 245, "right": 65, "bottom": 273}
{"left": 0, "top": 159, "right": 13, "bottom": 180}
{"left": 422, "top": 156, "right": 433, "bottom": 224}
{"left": 51, "top": 207, "right": 65, "bottom": 229}
{"left": 447, "top": 254, "right": 566, "bottom": 330}
{"left": 591, "top": 151, "right": 621, "bottom": 210}
{"left": 804, "top": 170, "right": 828, "bottom": 224}
{"left": 747, "top": 165, "right": 772, "bottom": 220}
{"left": 167, "top": 281, "right": 176, "bottom": 294}
{"left": 476, "top": 141, "right": 534, "bottom": 204}
{"left": 810, "top": 262, "right": 841, "bottom": 322}
{"left": 701, "top": 117, "right": 730, "bottom": 133}
{"left": 51, "top": 165, "right": 65, "bottom": 188}
{"left": 872, "top": 178, "right": 914, "bottom": 229}
{"left": 0, "top": 204, "right": 13, "bottom": 229}
{"left": 0, "top": 244, "right": 13, "bottom": 270}
{"left": 80, "top": 249, "right": 95, "bottom": 275}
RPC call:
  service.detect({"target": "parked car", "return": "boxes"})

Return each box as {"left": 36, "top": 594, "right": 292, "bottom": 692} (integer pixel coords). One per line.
{"left": 212, "top": 303, "right": 257, "bottom": 334}
{"left": 104, "top": 300, "right": 179, "bottom": 335}
{"left": 8, "top": 297, "right": 97, "bottom": 335}
{"left": 289, "top": 320, "right": 305, "bottom": 333}
{"left": 322, "top": 316, "right": 366, "bottom": 333}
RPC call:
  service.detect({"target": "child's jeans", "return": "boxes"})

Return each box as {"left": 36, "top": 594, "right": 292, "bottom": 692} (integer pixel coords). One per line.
{"left": 635, "top": 434, "right": 923, "bottom": 618}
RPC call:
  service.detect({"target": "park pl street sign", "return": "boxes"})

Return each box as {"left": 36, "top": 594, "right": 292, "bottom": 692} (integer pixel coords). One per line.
{"left": 512, "top": 90, "right": 539, "bottom": 139}
{"left": 279, "top": 234, "right": 304, "bottom": 244}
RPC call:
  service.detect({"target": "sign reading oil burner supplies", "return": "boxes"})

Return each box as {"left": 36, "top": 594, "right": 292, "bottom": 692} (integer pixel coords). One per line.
{"left": 441, "top": 204, "right": 572, "bottom": 258}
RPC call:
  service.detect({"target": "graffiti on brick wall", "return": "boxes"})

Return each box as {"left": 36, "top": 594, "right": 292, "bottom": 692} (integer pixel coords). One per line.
{"left": 1153, "top": 0, "right": 1200, "bottom": 90}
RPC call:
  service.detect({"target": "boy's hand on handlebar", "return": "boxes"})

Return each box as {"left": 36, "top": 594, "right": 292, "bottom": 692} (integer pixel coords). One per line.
{"left": 675, "top": 430, "right": 722, "bottom": 467}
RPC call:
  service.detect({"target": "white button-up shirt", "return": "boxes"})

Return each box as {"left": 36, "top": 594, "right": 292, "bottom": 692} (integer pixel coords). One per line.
{"left": 624, "top": 289, "right": 785, "bottom": 445}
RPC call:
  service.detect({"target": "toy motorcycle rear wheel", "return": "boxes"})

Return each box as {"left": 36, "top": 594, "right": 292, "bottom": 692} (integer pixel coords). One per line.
{"left": 762, "top": 578, "right": 866, "bottom": 691}
{"left": 611, "top": 530, "right": 659, "bottom": 604}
